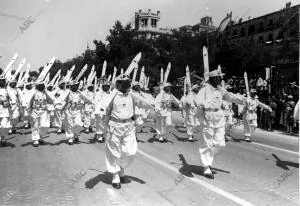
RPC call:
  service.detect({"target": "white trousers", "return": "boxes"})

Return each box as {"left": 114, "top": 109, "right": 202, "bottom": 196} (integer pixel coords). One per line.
{"left": 156, "top": 112, "right": 172, "bottom": 137}
{"left": 31, "top": 111, "right": 50, "bottom": 141}
{"left": 182, "top": 110, "right": 187, "bottom": 127}
{"left": 105, "top": 121, "right": 137, "bottom": 174}
{"left": 198, "top": 125, "right": 225, "bottom": 167}
{"left": 0, "top": 117, "right": 11, "bottom": 140}
{"left": 95, "top": 114, "right": 106, "bottom": 135}
{"left": 54, "top": 109, "right": 65, "bottom": 129}
{"left": 83, "top": 110, "right": 95, "bottom": 128}
{"left": 244, "top": 119, "right": 257, "bottom": 137}
{"left": 186, "top": 113, "right": 199, "bottom": 136}
{"left": 65, "top": 111, "right": 82, "bottom": 139}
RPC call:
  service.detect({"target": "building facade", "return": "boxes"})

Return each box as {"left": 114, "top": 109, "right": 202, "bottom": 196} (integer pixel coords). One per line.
{"left": 223, "top": 2, "right": 299, "bottom": 62}
{"left": 222, "top": 2, "right": 299, "bottom": 94}
{"left": 134, "top": 9, "right": 172, "bottom": 39}
{"left": 178, "top": 16, "right": 216, "bottom": 36}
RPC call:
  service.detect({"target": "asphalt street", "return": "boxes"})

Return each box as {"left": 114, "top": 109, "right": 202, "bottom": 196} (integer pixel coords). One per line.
{"left": 0, "top": 111, "right": 298, "bottom": 206}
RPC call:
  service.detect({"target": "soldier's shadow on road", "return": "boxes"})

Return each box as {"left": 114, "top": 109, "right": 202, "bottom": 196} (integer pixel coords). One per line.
{"left": 6, "top": 135, "right": 17, "bottom": 141}
{"left": 172, "top": 132, "right": 199, "bottom": 142}
{"left": 22, "top": 130, "right": 32, "bottom": 135}
{"left": 147, "top": 135, "right": 157, "bottom": 143}
{"left": 49, "top": 139, "right": 69, "bottom": 146}
{"left": 174, "top": 125, "right": 187, "bottom": 133}
{"left": 20, "top": 135, "right": 51, "bottom": 147}
{"left": 85, "top": 171, "right": 146, "bottom": 189}
{"left": 147, "top": 134, "right": 174, "bottom": 144}
{"left": 137, "top": 139, "right": 146, "bottom": 143}
{"left": 271, "top": 154, "right": 299, "bottom": 170}
{"left": 178, "top": 154, "right": 230, "bottom": 177}
{"left": 1, "top": 142, "right": 16, "bottom": 148}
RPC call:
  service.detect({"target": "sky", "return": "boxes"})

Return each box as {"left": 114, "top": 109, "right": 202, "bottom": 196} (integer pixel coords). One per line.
{"left": 0, "top": 0, "right": 299, "bottom": 69}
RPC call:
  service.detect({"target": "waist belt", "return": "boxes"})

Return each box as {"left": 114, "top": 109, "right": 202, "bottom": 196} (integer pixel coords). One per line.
{"left": 204, "top": 108, "right": 220, "bottom": 112}
{"left": 110, "top": 116, "right": 135, "bottom": 123}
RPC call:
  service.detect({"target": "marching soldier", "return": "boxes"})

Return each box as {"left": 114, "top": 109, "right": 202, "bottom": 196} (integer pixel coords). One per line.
{"left": 61, "top": 80, "right": 93, "bottom": 145}
{"left": 63, "top": 81, "right": 85, "bottom": 145}
{"left": 94, "top": 79, "right": 111, "bottom": 143}
{"left": 180, "top": 89, "right": 188, "bottom": 128}
{"left": 53, "top": 80, "right": 69, "bottom": 134}
{"left": 131, "top": 81, "right": 146, "bottom": 134}
{"left": 242, "top": 89, "right": 272, "bottom": 142}
{"left": 20, "top": 81, "right": 35, "bottom": 128}
{"left": 46, "top": 84, "right": 56, "bottom": 128}
{"left": 182, "top": 84, "right": 201, "bottom": 141}
{"left": 17, "top": 83, "right": 24, "bottom": 123}
{"left": 194, "top": 68, "right": 247, "bottom": 179}
{"left": 105, "top": 74, "right": 153, "bottom": 189}
{"left": 155, "top": 83, "right": 181, "bottom": 142}
{"left": 7, "top": 79, "right": 21, "bottom": 134}
{"left": 0, "top": 77, "right": 12, "bottom": 146}
{"left": 82, "top": 83, "right": 95, "bottom": 133}
{"left": 29, "top": 81, "right": 56, "bottom": 147}
{"left": 222, "top": 85, "right": 235, "bottom": 141}
{"left": 141, "top": 87, "right": 154, "bottom": 120}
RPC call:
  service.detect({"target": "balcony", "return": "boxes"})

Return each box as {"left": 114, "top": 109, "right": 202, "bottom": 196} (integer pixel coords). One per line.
{"left": 257, "top": 27, "right": 264, "bottom": 33}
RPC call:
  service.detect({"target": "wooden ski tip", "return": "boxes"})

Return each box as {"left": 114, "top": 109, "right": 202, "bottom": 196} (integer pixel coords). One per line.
{"left": 134, "top": 52, "right": 142, "bottom": 62}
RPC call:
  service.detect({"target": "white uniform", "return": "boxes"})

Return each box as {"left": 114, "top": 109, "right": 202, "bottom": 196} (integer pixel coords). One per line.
{"left": 180, "top": 95, "right": 187, "bottom": 127}
{"left": 7, "top": 87, "right": 20, "bottom": 130}
{"left": 155, "top": 92, "right": 180, "bottom": 139}
{"left": 242, "top": 97, "right": 271, "bottom": 138}
{"left": 195, "top": 83, "right": 245, "bottom": 168}
{"left": 94, "top": 90, "right": 112, "bottom": 136}
{"left": 0, "top": 88, "right": 12, "bottom": 141}
{"left": 82, "top": 90, "right": 95, "bottom": 129}
{"left": 64, "top": 92, "right": 84, "bottom": 140}
{"left": 222, "top": 100, "right": 234, "bottom": 133}
{"left": 47, "top": 89, "right": 56, "bottom": 125}
{"left": 133, "top": 91, "right": 146, "bottom": 126}
{"left": 30, "top": 91, "right": 51, "bottom": 141}
{"left": 141, "top": 92, "right": 154, "bottom": 119}
{"left": 182, "top": 91, "right": 200, "bottom": 136}
{"left": 20, "top": 87, "right": 35, "bottom": 127}
{"left": 53, "top": 88, "right": 69, "bottom": 130}
{"left": 105, "top": 91, "right": 152, "bottom": 174}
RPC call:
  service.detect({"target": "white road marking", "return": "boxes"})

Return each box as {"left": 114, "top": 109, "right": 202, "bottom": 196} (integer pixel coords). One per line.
{"left": 251, "top": 142, "right": 299, "bottom": 156}
{"left": 137, "top": 149, "right": 255, "bottom": 206}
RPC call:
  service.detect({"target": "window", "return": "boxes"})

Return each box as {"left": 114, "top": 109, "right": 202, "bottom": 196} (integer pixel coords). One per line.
{"left": 266, "top": 19, "right": 274, "bottom": 31}
{"left": 265, "top": 33, "right": 273, "bottom": 45}
{"left": 268, "top": 33, "right": 273, "bottom": 41}
{"left": 151, "top": 19, "right": 157, "bottom": 28}
{"left": 268, "top": 19, "right": 273, "bottom": 26}
{"left": 141, "top": 19, "right": 148, "bottom": 27}
{"left": 240, "top": 28, "right": 245, "bottom": 36}
{"left": 258, "top": 22, "right": 264, "bottom": 33}
{"left": 248, "top": 25, "right": 255, "bottom": 35}
{"left": 276, "top": 31, "right": 284, "bottom": 43}
{"left": 258, "top": 36, "right": 264, "bottom": 43}
{"left": 232, "top": 29, "right": 238, "bottom": 37}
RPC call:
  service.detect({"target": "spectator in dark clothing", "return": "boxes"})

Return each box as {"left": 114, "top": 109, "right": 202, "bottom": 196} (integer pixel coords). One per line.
{"left": 284, "top": 95, "right": 295, "bottom": 133}
{"left": 264, "top": 96, "right": 277, "bottom": 131}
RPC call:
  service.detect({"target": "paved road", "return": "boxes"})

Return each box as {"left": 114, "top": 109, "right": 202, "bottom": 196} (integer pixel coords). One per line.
{"left": 0, "top": 112, "right": 298, "bottom": 206}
